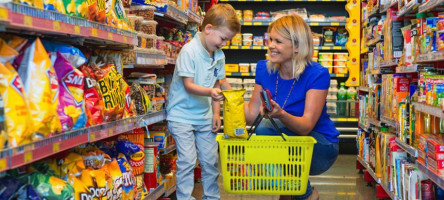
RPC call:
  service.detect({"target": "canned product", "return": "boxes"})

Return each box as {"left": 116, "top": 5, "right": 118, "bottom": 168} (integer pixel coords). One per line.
{"left": 144, "top": 141, "right": 158, "bottom": 190}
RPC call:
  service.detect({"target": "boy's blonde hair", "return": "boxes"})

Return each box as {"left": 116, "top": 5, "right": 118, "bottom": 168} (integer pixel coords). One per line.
{"left": 202, "top": 4, "right": 241, "bottom": 33}
{"left": 267, "top": 14, "right": 313, "bottom": 80}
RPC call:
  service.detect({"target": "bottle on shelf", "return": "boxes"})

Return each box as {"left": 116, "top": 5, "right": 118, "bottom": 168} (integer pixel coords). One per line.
{"left": 337, "top": 82, "right": 347, "bottom": 117}
{"left": 347, "top": 86, "right": 357, "bottom": 117}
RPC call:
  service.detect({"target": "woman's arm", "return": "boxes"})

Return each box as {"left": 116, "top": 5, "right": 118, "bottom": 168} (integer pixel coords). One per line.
{"left": 244, "top": 84, "right": 263, "bottom": 125}
{"left": 269, "top": 89, "right": 328, "bottom": 136}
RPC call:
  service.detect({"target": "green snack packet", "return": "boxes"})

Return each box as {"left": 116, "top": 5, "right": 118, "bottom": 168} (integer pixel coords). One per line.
{"left": 30, "top": 173, "right": 75, "bottom": 200}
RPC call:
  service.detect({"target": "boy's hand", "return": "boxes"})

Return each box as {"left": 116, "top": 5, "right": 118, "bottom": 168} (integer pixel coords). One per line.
{"left": 210, "top": 88, "right": 224, "bottom": 101}
{"left": 212, "top": 115, "right": 221, "bottom": 133}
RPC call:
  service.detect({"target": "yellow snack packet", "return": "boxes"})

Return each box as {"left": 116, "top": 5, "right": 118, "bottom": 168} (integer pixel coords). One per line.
{"left": 0, "top": 62, "right": 33, "bottom": 147}
{"left": 0, "top": 38, "right": 19, "bottom": 65}
{"left": 80, "top": 168, "right": 109, "bottom": 200}
{"left": 222, "top": 89, "right": 248, "bottom": 139}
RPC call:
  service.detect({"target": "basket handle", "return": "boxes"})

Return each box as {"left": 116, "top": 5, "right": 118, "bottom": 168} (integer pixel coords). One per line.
{"left": 247, "top": 113, "right": 286, "bottom": 141}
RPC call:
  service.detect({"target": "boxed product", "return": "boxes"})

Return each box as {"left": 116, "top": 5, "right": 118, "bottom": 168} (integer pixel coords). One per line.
{"left": 334, "top": 60, "right": 347, "bottom": 66}
{"left": 243, "top": 40, "right": 252, "bottom": 46}
{"left": 243, "top": 10, "right": 253, "bottom": 21}
{"left": 319, "top": 60, "right": 333, "bottom": 67}
{"left": 334, "top": 53, "right": 348, "bottom": 60}
{"left": 250, "top": 63, "right": 257, "bottom": 72}
{"left": 319, "top": 53, "right": 333, "bottom": 60}
{"left": 236, "top": 10, "right": 242, "bottom": 20}
{"left": 334, "top": 66, "right": 348, "bottom": 74}
{"left": 243, "top": 79, "right": 255, "bottom": 88}
{"left": 427, "top": 137, "right": 444, "bottom": 159}
{"left": 227, "top": 78, "right": 243, "bottom": 89}
{"left": 239, "top": 63, "right": 249, "bottom": 73}
{"left": 242, "top": 33, "right": 253, "bottom": 41}
{"left": 253, "top": 36, "right": 263, "bottom": 46}
{"left": 232, "top": 33, "right": 242, "bottom": 46}
{"left": 427, "top": 156, "right": 444, "bottom": 177}
{"left": 225, "top": 64, "right": 239, "bottom": 72}
{"left": 140, "top": 20, "right": 157, "bottom": 35}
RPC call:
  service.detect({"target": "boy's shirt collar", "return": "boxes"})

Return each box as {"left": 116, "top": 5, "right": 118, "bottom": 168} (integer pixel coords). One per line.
{"left": 194, "top": 32, "right": 225, "bottom": 68}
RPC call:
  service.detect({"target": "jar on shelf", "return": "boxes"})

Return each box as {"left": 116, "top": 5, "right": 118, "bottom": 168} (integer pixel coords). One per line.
{"left": 156, "top": 36, "right": 166, "bottom": 53}
{"left": 140, "top": 20, "right": 158, "bottom": 35}
{"left": 131, "top": 5, "right": 156, "bottom": 20}
{"left": 146, "top": 34, "right": 157, "bottom": 49}
{"left": 137, "top": 32, "right": 147, "bottom": 48}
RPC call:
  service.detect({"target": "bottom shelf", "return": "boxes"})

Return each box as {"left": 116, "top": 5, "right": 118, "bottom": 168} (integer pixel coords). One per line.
{"left": 145, "top": 178, "right": 177, "bottom": 200}
{"left": 357, "top": 156, "right": 397, "bottom": 200}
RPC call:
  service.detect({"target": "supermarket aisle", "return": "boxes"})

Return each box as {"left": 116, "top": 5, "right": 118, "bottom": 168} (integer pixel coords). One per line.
{"left": 188, "top": 155, "right": 377, "bottom": 200}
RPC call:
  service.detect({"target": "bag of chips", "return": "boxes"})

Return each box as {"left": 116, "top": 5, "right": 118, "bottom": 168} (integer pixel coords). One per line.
{"left": 80, "top": 65, "right": 104, "bottom": 126}
{"left": 17, "top": 38, "right": 61, "bottom": 138}
{"left": 130, "top": 83, "right": 150, "bottom": 115}
{"left": 0, "top": 176, "right": 26, "bottom": 199}
{"left": 79, "top": 169, "right": 109, "bottom": 199}
{"left": 0, "top": 38, "right": 19, "bottom": 65}
{"left": 0, "top": 62, "right": 33, "bottom": 147}
{"left": 81, "top": 147, "right": 110, "bottom": 169}
{"left": 222, "top": 89, "right": 248, "bottom": 139}
{"left": 103, "top": 160, "right": 123, "bottom": 200}
{"left": 96, "top": 0, "right": 106, "bottom": 23}
{"left": 117, "top": 153, "right": 136, "bottom": 200}
{"left": 54, "top": 52, "right": 87, "bottom": 132}
{"left": 30, "top": 173, "right": 75, "bottom": 200}
{"left": 66, "top": 173, "right": 90, "bottom": 200}
{"left": 42, "top": 41, "right": 87, "bottom": 68}
{"left": 93, "top": 64, "right": 125, "bottom": 121}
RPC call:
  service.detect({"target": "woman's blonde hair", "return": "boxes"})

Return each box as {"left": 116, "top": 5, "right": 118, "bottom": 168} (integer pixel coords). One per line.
{"left": 201, "top": 4, "right": 241, "bottom": 33}
{"left": 267, "top": 14, "right": 313, "bottom": 80}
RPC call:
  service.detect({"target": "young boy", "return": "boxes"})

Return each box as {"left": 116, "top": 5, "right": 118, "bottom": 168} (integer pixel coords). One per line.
{"left": 166, "top": 4, "right": 240, "bottom": 200}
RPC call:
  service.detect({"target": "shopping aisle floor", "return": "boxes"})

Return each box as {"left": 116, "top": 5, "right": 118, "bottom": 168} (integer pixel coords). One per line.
{"left": 182, "top": 155, "right": 378, "bottom": 200}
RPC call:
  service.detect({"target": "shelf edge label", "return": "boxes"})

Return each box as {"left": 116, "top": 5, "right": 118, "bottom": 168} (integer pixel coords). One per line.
{"left": 0, "top": 8, "right": 8, "bottom": 21}
{"left": 0, "top": 158, "right": 6, "bottom": 171}
{"left": 53, "top": 142, "right": 60, "bottom": 153}
{"left": 24, "top": 16, "right": 33, "bottom": 27}
{"left": 74, "top": 26, "right": 81, "bottom": 35}
{"left": 24, "top": 151, "right": 32, "bottom": 163}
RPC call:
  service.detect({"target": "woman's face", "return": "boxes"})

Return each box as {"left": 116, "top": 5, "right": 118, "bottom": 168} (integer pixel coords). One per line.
{"left": 268, "top": 28, "right": 297, "bottom": 66}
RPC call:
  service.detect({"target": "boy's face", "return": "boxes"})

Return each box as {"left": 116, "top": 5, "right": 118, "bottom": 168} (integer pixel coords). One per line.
{"left": 203, "top": 25, "right": 237, "bottom": 53}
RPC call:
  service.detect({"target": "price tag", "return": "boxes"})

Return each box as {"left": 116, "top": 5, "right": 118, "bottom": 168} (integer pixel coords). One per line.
{"left": 310, "top": 22, "right": 319, "bottom": 26}
{"left": 0, "top": 158, "right": 6, "bottom": 171}
{"left": 53, "top": 21, "right": 61, "bottom": 31}
{"left": 74, "top": 26, "right": 81, "bottom": 35}
{"left": 91, "top": 28, "right": 98, "bottom": 37}
{"left": 231, "top": 46, "right": 239, "bottom": 49}
{"left": 90, "top": 133, "right": 96, "bottom": 141}
{"left": 123, "top": 36, "right": 128, "bottom": 43}
{"left": 243, "top": 22, "right": 252, "bottom": 26}
{"left": 333, "top": 46, "right": 342, "bottom": 50}
{"left": 331, "top": 22, "right": 340, "bottom": 26}
{"left": 108, "top": 128, "right": 114, "bottom": 137}
{"left": 252, "top": 46, "right": 261, "bottom": 50}
{"left": 124, "top": 123, "right": 128, "bottom": 130}
{"left": 253, "top": 22, "right": 262, "bottom": 26}
{"left": 108, "top": 32, "right": 113, "bottom": 40}
{"left": 0, "top": 8, "right": 8, "bottom": 21}
{"left": 241, "top": 73, "right": 250, "bottom": 76}
{"left": 225, "top": 72, "right": 232, "bottom": 76}
{"left": 24, "top": 16, "right": 33, "bottom": 27}
{"left": 53, "top": 142, "right": 60, "bottom": 153}
{"left": 241, "top": 46, "right": 249, "bottom": 49}
{"left": 24, "top": 151, "right": 33, "bottom": 163}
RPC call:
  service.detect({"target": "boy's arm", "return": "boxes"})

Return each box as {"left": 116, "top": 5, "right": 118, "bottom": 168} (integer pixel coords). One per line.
{"left": 219, "top": 78, "right": 232, "bottom": 90}
{"left": 182, "top": 77, "right": 224, "bottom": 101}
{"left": 212, "top": 81, "right": 222, "bottom": 133}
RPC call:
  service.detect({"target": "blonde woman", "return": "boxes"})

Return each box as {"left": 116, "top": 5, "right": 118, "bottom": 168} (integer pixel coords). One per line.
{"left": 244, "top": 15, "right": 339, "bottom": 200}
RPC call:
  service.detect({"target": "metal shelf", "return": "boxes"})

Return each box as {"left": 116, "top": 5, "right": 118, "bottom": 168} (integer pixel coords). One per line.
{"left": 395, "top": 65, "right": 418, "bottom": 73}
{"left": 394, "top": 138, "right": 418, "bottom": 158}
{"left": 331, "top": 117, "right": 358, "bottom": 122}
{"left": 380, "top": 0, "right": 398, "bottom": 13}
{"left": 419, "top": 0, "right": 444, "bottom": 13}
{"left": 187, "top": 9, "right": 203, "bottom": 25}
{"left": 380, "top": 60, "right": 398, "bottom": 68}
{"left": 145, "top": 182, "right": 165, "bottom": 200}
{"left": 4, "top": 110, "right": 166, "bottom": 173}
{"left": 154, "top": 5, "right": 188, "bottom": 25}
{"left": 222, "top": 45, "right": 346, "bottom": 50}
{"left": 397, "top": 0, "right": 419, "bottom": 17}
{"left": 416, "top": 51, "right": 444, "bottom": 63}
{"left": 413, "top": 102, "right": 444, "bottom": 118}
{"left": 226, "top": 72, "right": 255, "bottom": 77}
{"left": 357, "top": 156, "right": 380, "bottom": 183}
{"left": 381, "top": 116, "right": 398, "bottom": 129}
{"left": 358, "top": 122, "right": 372, "bottom": 132}
{"left": 160, "top": 145, "right": 176, "bottom": 155}
{"left": 416, "top": 160, "right": 444, "bottom": 190}
{"left": 369, "top": 118, "right": 382, "bottom": 127}
{"left": 220, "top": 0, "right": 347, "bottom": 1}
{"left": 359, "top": 86, "right": 369, "bottom": 92}
{"left": 128, "top": 51, "right": 167, "bottom": 67}
{"left": 366, "top": 38, "right": 382, "bottom": 47}
{"left": 1, "top": 3, "right": 137, "bottom": 48}
{"left": 165, "top": 185, "right": 177, "bottom": 197}
{"left": 241, "top": 21, "right": 346, "bottom": 26}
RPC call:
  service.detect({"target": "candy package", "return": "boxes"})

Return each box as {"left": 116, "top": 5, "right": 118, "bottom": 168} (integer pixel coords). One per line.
{"left": 1, "top": 35, "right": 28, "bottom": 53}
{"left": 42, "top": 41, "right": 87, "bottom": 68}
{"left": 93, "top": 64, "right": 125, "bottom": 121}
{"left": 117, "top": 153, "right": 136, "bottom": 200}
{"left": 222, "top": 89, "right": 248, "bottom": 139}
{"left": 17, "top": 38, "right": 61, "bottom": 138}
{"left": 0, "top": 62, "right": 33, "bottom": 147}
{"left": 103, "top": 159, "right": 123, "bottom": 200}
{"left": 87, "top": 0, "right": 99, "bottom": 21}
{"left": 54, "top": 52, "right": 87, "bottom": 132}
{"left": 30, "top": 173, "right": 75, "bottom": 200}
{"left": 44, "top": 0, "right": 65, "bottom": 13}
{"left": 80, "top": 65, "right": 104, "bottom": 126}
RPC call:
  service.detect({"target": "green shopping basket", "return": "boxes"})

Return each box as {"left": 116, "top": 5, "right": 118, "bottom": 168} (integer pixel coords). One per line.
{"left": 216, "top": 134, "right": 317, "bottom": 195}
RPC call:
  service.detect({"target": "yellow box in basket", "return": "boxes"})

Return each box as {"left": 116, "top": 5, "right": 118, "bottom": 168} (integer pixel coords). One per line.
{"left": 334, "top": 66, "right": 348, "bottom": 74}
{"left": 225, "top": 64, "right": 239, "bottom": 72}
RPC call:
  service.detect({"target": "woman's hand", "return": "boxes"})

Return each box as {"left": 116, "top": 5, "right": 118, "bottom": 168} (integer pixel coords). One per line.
{"left": 266, "top": 100, "right": 286, "bottom": 119}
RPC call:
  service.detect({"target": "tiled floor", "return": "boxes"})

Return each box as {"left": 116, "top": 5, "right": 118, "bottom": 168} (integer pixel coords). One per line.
{"left": 186, "top": 155, "right": 379, "bottom": 200}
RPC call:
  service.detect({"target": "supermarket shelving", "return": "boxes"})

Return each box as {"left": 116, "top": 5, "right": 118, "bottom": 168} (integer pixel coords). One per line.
{"left": 187, "top": 9, "right": 203, "bottom": 25}
{"left": 358, "top": 86, "right": 369, "bottom": 92}
{"left": 165, "top": 184, "right": 177, "bottom": 197}
{"left": 395, "top": 65, "right": 418, "bottom": 73}
{"left": 2, "top": 110, "right": 166, "bottom": 172}
{"left": 226, "top": 72, "right": 348, "bottom": 77}
{"left": 416, "top": 50, "right": 444, "bottom": 63}
{"left": 0, "top": 3, "right": 137, "bottom": 48}
{"left": 127, "top": 51, "right": 168, "bottom": 67}
{"left": 222, "top": 45, "right": 346, "bottom": 50}
{"left": 160, "top": 144, "right": 177, "bottom": 155}
{"left": 380, "top": 116, "right": 398, "bottom": 129}
{"left": 416, "top": 160, "right": 444, "bottom": 190}
{"left": 331, "top": 117, "right": 358, "bottom": 122}
{"left": 412, "top": 102, "right": 444, "bottom": 118}
{"left": 220, "top": 0, "right": 347, "bottom": 2}
{"left": 397, "top": 0, "right": 419, "bottom": 17}
{"left": 330, "top": 74, "right": 348, "bottom": 77}
{"left": 418, "top": 0, "right": 444, "bottom": 13}
{"left": 357, "top": 156, "right": 380, "bottom": 183}
{"left": 358, "top": 122, "right": 372, "bottom": 132}
{"left": 379, "top": 0, "right": 398, "bottom": 13}
{"left": 394, "top": 138, "right": 418, "bottom": 158}
{"left": 369, "top": 118, "right": 382, "bottom": 127}
{"left": 145, "top": 181, "right": 166, "bottom": 200}
{"left": 241, "top": 20, "right": 346, "bottom": 26}
{"left": 154, "top": 5, "right": 188, "bottom": 25}
{"left": 366, "top": 38, "right": 382, "bottom": 47}
{"left": 380, "top": 60, "right": 398, "bottom": 68}
{"left": 380, "top": 180, "right": 397, "bottom": 200}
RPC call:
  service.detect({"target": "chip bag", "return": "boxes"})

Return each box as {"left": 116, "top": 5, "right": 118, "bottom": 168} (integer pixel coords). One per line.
{"left": 66, "top": 173, "right": 90, "bottom": 200}
{"left": 54, "top": 52, "right": 87, "bottom": 132}
{"left": 130, "top": 82, "right": 150, "bottom": 115}
{"left": 93, "top": 64, "right": 125, "bottom": 121}
{"left": 222, "top": 89, "right": 248, "bottom": 139}
{"left": 0, "top": 38, "right": 19, "bottom": 65}
{"left": 30, "top": 173, "right": 75, "bottom": 200}
{"left": 102, "top": 160, "right": 123, "bottom": 200}
{"left": 17, "top": 38, "right": 61, "bottom": 138}
{"left": 81, "top": 147, "right": 110, "bottom": 169}
{"left": 79, "top": 169, "right": 109, "bottom": 200}
{"left": 42, "top": 41, "right": 88, "bottom": 68}
{"left": 0, "top": 63, "right": 33, "bottom": 147}
{"left": 80, "top": 65, "right": 104, "bottom": 126}
{"left": 117, "top": 153, "right": 136, "bottom": 200}
{"left": 96, "top": 0, "right": 106, "bottom": 23}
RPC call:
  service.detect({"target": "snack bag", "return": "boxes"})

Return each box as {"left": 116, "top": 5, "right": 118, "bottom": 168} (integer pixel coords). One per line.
{"left": 96, "top": 0, "right": 106, "bottom": 23}
{"left": 1, "top": 35, "right": 28, "bottom": 53}
{"left": 61, "top": 152, "right": 85, "bottom": 179}
{"left": 117, "top": 153, "right": 136, "bottom": 200}
{"left": 93, "top": 64, "right": 125, "bottom": 121}
{"left": 54, "top": 52, "right": 87, "bottom": 132}
{"left": 104, "top": 0, "right": 118, "bottom": 27}
{"left": 75, "top": 0, "right": 88, "bottom": 18}
{"left": 30, "top": 173, "right": 75, "bottom": 200}
{"left": 222, "top": 89, "right": 248, "bottom": 139}
{"left": 0, "top": 63, "right": 33, "bottom": 147}
{"left": 122, "top": 79, "right": 134, "bottom": 118}
{"left": 42, "top": 41, "right": 88, "bottom": 68}
{"left": 62, "top": 0, "right": 77, "bottom": 16}
{"left": 79, "top": 169, "right": 109, "bottom": 200}
{"left": 67, "top": 173, "right": 91, "bottom": 200}
{"left": 130, "top": 83, "right": 150, "bottom": 115}
{"left": 0, "top": 38, "right": 19, "bottom": 65}
{"left": 81, "top": 147, "right": 110, "bottom": 169}
{"left": 87, "top": 0, "right": 99, "bottom": 21}
{"left": 17, "top": 38, "right": 61, "bottom": 138}
{"left": 102, "top": 160, "right": 123, "bottom": 200}
{"left": 80, "top": 65, "right": 104, "bottom": 126}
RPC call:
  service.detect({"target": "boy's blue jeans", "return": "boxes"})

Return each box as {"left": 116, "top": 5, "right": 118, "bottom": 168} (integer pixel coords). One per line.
{"left": 255, "top": 118, "right": 339, "bottom": 200}
{"left": 168, "top": 121, "right": 220, "bottom": 200}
